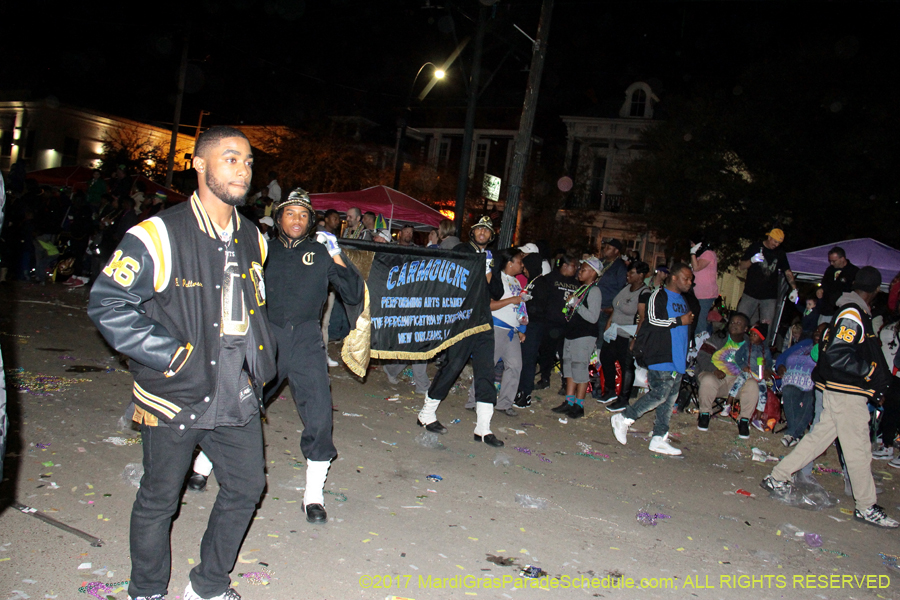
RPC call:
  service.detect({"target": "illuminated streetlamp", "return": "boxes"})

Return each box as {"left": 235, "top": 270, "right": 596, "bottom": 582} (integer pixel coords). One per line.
{"left": 392, "top": 62, "right": 445, "bottom": 190}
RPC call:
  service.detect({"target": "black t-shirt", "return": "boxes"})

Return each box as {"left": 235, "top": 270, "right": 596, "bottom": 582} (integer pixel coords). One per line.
{"left": 741, "top": 241, "right": 791, "bottom": 300}
{"left": 545, "top": 271, "right": 578, "bottom": 326}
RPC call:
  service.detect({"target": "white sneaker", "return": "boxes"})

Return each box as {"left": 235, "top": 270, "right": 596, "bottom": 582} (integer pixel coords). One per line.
{"left": 184, "top": 581, "right": 241, "bottom": 600}
{"left": 889, "top": 456, "right": 900, "bottom": 469}
{"left": 610, "top": 413, "right": 634, "bottom": 445}
{"left": 649, "top": 433, "right": 682, "bottom": 456}
{"left": 326, "top": 357, "right": 339, "bottom": 368}
{"left": 872, "top": 445, "right": 895, "bottom": 460}
{"left": 717, "top": 405, "right": 733, "bottom": 418}
{"left": 854, "top": 504, "right": 899, "bottom": 528}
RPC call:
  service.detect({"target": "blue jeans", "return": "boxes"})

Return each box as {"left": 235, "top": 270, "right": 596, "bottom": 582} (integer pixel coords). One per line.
{"left": 696, "top": 297, "right": 715, "bottom": 335}
{"left": 624, "top": 369, "right": 682, "bottom": 437}
{"left": 129, "top": 419, "right": 266, "bottom": 599}
{"left": 782, "top": 385, "right": 815, "bottom": 439}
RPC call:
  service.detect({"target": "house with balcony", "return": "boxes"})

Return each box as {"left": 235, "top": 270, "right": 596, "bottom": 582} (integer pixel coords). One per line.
{"left": 559, "top": 82, "right": 667, "bottom": 266}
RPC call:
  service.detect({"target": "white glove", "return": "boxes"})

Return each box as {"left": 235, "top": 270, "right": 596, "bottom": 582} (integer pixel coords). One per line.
{"left": 485, "top": 250, "right": 493, "bottom": 275}
{"left": 315, "top": 231, "right": 341, "bottom": 257}
{"left": 690, "top": 242, "right": 702, "bottom": 255}
{"left": 750, "top": 252, "right": 764, "bottom": 264}
{"left": 788, "top": 289, "right": 799, "bottom": 304}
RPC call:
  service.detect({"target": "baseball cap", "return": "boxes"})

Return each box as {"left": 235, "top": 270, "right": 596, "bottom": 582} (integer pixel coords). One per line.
{"left": 518, "top": 243, "right": 539, "bottom": 254}
{"left": 766, "top": 228, "right": 785, "bottom": 243}
{"left": 259, "top": 216, "right": 274, "bottom": 227}
{"left": 853, "top": 266, "right": 882, "bottom": 293}
{"left": 605, "top": 238, "right": 623, "bottom": 251}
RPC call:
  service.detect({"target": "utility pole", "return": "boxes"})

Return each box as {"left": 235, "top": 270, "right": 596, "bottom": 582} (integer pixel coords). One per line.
{"left": 194, "top": 110, "right": 210, "bottom": 139}
{"left": 165, "top": 33, "right": 188, "bottom": 189}
{"left": 497, "top": 0, "right": 554, "bottom": 248}
{"left": 453, "top": 4, "right": 488, "bottom": 238}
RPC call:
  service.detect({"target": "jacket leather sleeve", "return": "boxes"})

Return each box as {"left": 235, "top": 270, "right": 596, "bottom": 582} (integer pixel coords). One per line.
{"left": 823, "top": 316, "right": 874, "bottom": 379}
{"left": 87, "top": 233, "right": 184, "bottom": 373}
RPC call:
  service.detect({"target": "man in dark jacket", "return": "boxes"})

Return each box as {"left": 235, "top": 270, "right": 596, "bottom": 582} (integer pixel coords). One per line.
{"left": 595, "top": 238, "right": 628, "bottom": 354}
{"left": 762, "top": 266, "right": 898, "bottom": 528}
{"left": 89, "top": 126, "right": 277, "bottom": 600}
{"left": 416, "top": 216, "right": 505, "bottom": 447}
{"left": 816, "top": 246, "right": 859, "bottom": 325}
{"left": 265, "top": 188, "right": 363, "bottom": 524}
{"left": 610, "top": 263, "right": 694, "bottom": 456}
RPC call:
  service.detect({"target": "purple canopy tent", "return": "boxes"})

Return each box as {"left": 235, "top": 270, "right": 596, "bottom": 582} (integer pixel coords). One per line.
{"left": 772, "top": 238, "right": 900, "bottom": 343}
{"left": 785, "top": 238, "right": 900, "bottom": 285}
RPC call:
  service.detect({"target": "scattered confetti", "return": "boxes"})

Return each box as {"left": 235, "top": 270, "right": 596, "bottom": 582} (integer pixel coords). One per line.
{"left": 514, "top": 447, "right": 551, "bottom": 463}
{"left": 78, "top": 581, "right": 129, "bottom": 599}
{"left": 240, "top": 568, "right": 273, "bottom": 586}
{"left": 5, "top": 367, "right": 92, "bottom": 396}
{"left": 636, "top": 511, "right": 671, "bottom": 526}
{"left": 102, "top": 436, "right": 140, "bottom": 446}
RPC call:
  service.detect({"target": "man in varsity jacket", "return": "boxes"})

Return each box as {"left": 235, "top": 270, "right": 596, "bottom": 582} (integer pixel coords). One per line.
{"left": 762, "top": 266, "right": 898, "bottom": 528}
{"left": 89, "top": 127, "right": 276, "bottom": 600}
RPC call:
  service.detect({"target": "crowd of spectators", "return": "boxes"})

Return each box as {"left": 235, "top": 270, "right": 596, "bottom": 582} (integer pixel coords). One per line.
{"left": 3, "top": 169, "right": 899, "bottom": 527}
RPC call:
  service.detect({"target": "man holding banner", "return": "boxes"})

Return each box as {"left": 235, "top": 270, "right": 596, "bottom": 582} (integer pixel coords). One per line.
{"left": 416, "top": 217, "right": 505, "bottom": 447}
{"left": 265, "top": 188, "right": 364, "bottom": 523}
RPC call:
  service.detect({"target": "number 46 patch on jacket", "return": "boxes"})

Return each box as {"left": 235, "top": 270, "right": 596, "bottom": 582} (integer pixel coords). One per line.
{"left": 103, "top": 249, "right": 141, "bottom": 287}
{"left": 834, "top": 325, "right": 857, "bottom": 343}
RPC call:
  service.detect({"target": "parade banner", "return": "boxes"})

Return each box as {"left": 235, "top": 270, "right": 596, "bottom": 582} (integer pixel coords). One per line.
{"left": 339, "top": 241, "right": 491, "bottom": 362}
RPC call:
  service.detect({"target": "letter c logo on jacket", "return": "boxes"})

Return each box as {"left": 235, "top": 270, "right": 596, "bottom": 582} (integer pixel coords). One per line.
{"left": 302, "top": 252, "right": 314, "bottom": 265}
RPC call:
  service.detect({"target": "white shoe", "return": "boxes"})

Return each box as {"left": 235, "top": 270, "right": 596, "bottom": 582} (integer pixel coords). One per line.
{"left": 649, "top": 433, "right": 682, "bottom": 456}
{"left": 889, "top": 456, "right": 900, "bottom": 469}
{"left": 184, "top": 581, "right": 241, "bottom": 600}
{"left": 872, "top": 445, "right": 895, "bottom": 460}
{"left": 717, "top": 405, "right": 732, "bottom": 418}
{"left": 326, "top": 357, "right": 339, "bottom": 368}
{"left": 610, "top": 413, "right": 634, "bottom": 445}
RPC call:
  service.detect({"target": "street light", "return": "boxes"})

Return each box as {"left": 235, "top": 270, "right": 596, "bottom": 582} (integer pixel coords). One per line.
{"left": 392, "top": 62, "right": 445, "bottom": 190}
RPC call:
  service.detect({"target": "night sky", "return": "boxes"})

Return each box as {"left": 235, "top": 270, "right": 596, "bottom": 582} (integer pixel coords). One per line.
{"left": 3, "top": 0, "right": 895, "bottom": 148}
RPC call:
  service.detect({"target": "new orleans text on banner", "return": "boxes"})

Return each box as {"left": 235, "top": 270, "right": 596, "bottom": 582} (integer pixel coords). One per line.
{"left": 365, "top": 248, "right": 491, "bottom": 360}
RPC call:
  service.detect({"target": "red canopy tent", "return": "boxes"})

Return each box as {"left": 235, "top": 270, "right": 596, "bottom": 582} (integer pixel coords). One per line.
{"left": 309, "top": 185, "right": 444, "bottom": 230}
{"left": 26, "top": 165, "right": 94, "bottom": 190}
{"left": 26, "top": 166, "right": 189, "bottom": 203}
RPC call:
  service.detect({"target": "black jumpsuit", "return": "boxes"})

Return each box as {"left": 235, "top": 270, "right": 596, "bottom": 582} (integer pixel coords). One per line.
{"left": 264, "top": 232, "right": 364, "bottom": 461}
